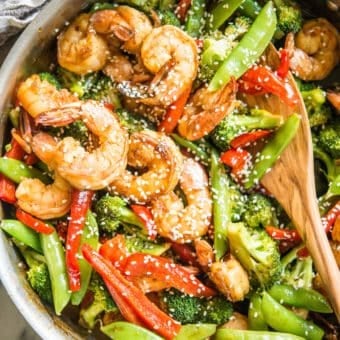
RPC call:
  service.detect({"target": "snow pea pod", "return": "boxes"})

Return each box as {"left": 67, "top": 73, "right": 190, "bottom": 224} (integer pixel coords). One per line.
{"left": 248, "top": 293, "right": 268, "bottom": 330}
{"left": 0, "top": 219, "right": 42, "bottom": 253}
{"left": 175, "top": 324, "right": 216, "bottom": 340}
{"left": 209, "top": 1, "right": 276, "bottom": 91}
{"left": 244, "top": 113, "right": 301, "bottom": 189}
{"left": 159, "top": 0, "right": 176, "bottom": 10}
{"left": 211, "top": 148, "right": 230, "bottom": 259}
{"left": 238, "top": 0, "right": 262, "bottom": 19}
{"left": 208, "top": 0, "right": 244, "bottom": 31}
{"left": 40, "top": 230, "right": 71, "bottom": 315}
{"left": 215, "top": 328, "right": 305, "bottom": 340}
{"left": 262, "top": 292, "right": 324, "bottom": 340}
{"left": 71, "top": 211, "right": 99, "bottom": 305}
{"left": 0, "top": 158, "right": 50, "bottom": 184}
{"left": 268, "top": 284, "right": 332, "bottom": 313}
{"left": 185, "top": 0, "right": 206, "bottom": 37}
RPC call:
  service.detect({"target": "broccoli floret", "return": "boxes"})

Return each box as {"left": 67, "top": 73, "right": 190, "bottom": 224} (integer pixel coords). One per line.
{"left": 162, "top": 290, "right": 233, "bottom": 325}
{"left": 301, "top": 87, "right": 332, "bottom": 127}
{"left": 199, "top": 17, "right": 251, "bottom": 81}
{"left": 80, "top": 274, "right": 118, "bottom": 329}
{"left": 38, "top": 72, "right": 61, "bottom": 89}
{"left": 210, "top": 108, "right": 283, "bottom": 150}
{"left": 228, "top": 222, "right": 282, "bottom": 288}
{"left": 16, "top": 244, "right": 52, "bottom": 305}
{"left": 318, "top": 121, "right": 340, "bottom": 159}
{"left": 281, "top": 246, "right": 314, "bottom": 289}
{"left": 116, "top": 109, "right": 154, "bottom": 134}
{"left": 229, "top": 184, "right": 248, "bottom": 222}
{"left": 89, "top": 2, "right": 115, "bottom": 12}
{"left": 116, "top": 0, "right": 159, "bottom": 12}
{"left": 273, "top": 0, "right": 302, "bottom": 38}
{"left": 94, "top": 195, "right": 144, "bottom": 234}
{"left": 157, "top": 10, "right": 181, "bottom": 26}
{"left": 242, "top": 193, "right": 279, "bottom": 228}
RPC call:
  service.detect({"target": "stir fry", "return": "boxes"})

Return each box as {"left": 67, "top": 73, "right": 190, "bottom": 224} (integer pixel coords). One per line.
{"left": 0, "top": 0, "right": 339, "bottom": 339}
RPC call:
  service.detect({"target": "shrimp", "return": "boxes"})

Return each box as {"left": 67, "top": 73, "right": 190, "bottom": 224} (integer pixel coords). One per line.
{"left": 220, "top": 312, "right": 249, "bottom": 330}
{"left": 327, "top": 91, "right": 340, "bottom": 112}
{"left": 57, "top": 13, "right": 109, "bottom": 75}
{"left": 90, "top": 6, "right": 153, "bottom": 54}
{"left": 16, "top": 173, "right": 72, "bottom": 220}
{"left": 209, "top": 256, "right": 250, "bottom": 302}
{"left": 285, "top": 18, "right": 339, "bottom": 81}
{"left": 34, "top": 100, "right": 128, "bottom": 190}
{"left": 177, "top": 79, "right": 238, "bottom": 141}
{"left": 109, "top": 130, "right": 183, "bottom": 203}
{"left": 139, "top": 25, "right": 198, "bottom": 107}
{"left": 16, "top": 74, "right": 78, "bottom": 118}
{"left": 194, "top": 239, "right": 215, "bottom": 270}
{"left": 151, "top": 157, "right": 212, "bottom": 243}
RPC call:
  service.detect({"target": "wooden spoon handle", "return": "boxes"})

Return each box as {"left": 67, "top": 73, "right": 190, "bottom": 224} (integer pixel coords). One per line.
{"left": 303, "top": 200, "right": 340, "bottom": 320}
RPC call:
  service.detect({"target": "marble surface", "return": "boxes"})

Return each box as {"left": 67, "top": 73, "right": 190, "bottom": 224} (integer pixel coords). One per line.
{"left": 0, "top": 34, "right": 41, "bottom": 340}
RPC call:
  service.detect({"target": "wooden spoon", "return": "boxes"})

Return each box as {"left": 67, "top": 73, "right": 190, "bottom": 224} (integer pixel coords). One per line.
{"left": 242, "top": 44, "right": 340, "bottom": 320}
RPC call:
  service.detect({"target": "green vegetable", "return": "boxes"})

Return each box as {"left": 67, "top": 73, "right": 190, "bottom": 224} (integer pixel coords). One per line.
{"left": 208, "top": 0, "right": 244, "bottom": 31}
{"left": 200, "top": 17, "right": 251, "bottom": 82}
{"left": 210, "top": 108, "right": 283, "bottom": 151}
{"left": 101, "top": 322, "right": 163, "bottom": 340}
{"left": 300, "top": 87, "right": 331, "bottom": 127}
{"left": 174, "top": 324, "right": 216, "bottom": 340}
{"left": 261, "top": 292, "right": 324, "bottom": 340}
{"left": 15, "top": 242, "right": 52, "bottom": 305}
{"left": 171, "top": 134, "right": 211, "bottom": 166}
{"left": 71, "top": 211, "right": 99, "bottom": 305}
{"left": 116, "top": 109, "right": 154, "bottom": 134}
{"left": 38, "top": 72, "right": 61, "bottom": 89}
{"left": 94, "top": 194, "right": 144, "bottom": 234}
{"left": 90, "top": 2, "right": 115, "bottom": 12}
{"left": 238, "top": 0, "right": 261, "bottom": 19}
{"left": 185, "top": 0, "right": 206, "bottom": 37}
{"left": 40, "top": 230, "right": 71, "bottom": 315}
{"left": 80, "top": 274, "right": 118, "bottom": 329}
{"left": 214, "top": 328, "right": 305, "bottom": 340}
{"left": 162, "top": 290, "right": 233, "bottom": 325}
{"left": 228, "top": 222, "right": 281, "bottom": 288}
{"left": 318, "top": 121, "right": 340, "bottom": 159}
{"left": 244, "top": 113, "right": 301, "bottom": 189}
{"left": 268, "top": 284, "right": 332, "bottom": 313}
{"left": 248, "top": 293, "right": 268, "bottom": 330}
{"left": 8, "top": 107, "right": 20, "bottom": 128}
{"left": 124, "top": 235, "right": 170, "bottom": 255}
{"left": 211, "top": 149, "right": 230, "bottom": 259}
{"left": 0, "top": 158, "right": 50, "bottom": 184}
{"left": 281, "top": 246, "right": 314, "bottom": 289}
{"left": 159, "top": 0, "right": 176, "bottom": 11}
{"left": 116, "top": 0, "right": 159, "bottom": 12}
{"left": 242, "top": 193, "right": 278, "bottom": 228}
{"left": 273, "top": 0, "right": 302, "bottom": 39}
{"left": 157, "top": 10, "right": 181, "bottom": 26}
{"left": 209, "top": 1, "right": 277, "bottom": 90}
{"left": 0, "top": 219, "right": 42, "bottom": 253}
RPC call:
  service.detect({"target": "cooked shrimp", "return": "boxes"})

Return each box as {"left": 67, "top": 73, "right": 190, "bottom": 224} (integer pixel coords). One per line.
{"left": 139, "top": 25, "right": 198, "bottom": 107}
{"left": 194, "top": 239, "right": 215, "bottom": 270}
{"left": 327, "top": 91, "right": 340, "bottom": 112}
{"left": 16, "top": 173, "right": 72, "bottom": 220}
{"left": 209, "top": 255, "right": 250, "bottom": 302}
{"left": 34, "top": 100, "right": 128, "bottom": 190}
{"left": 285, "top": 18, "right": 339, "bottom": 81}
{"left": 109, "top": 130, "right": 183, "bottom": 203}
{"left": 220, "top": 312, "right": 249, "bottom": 330}
{"left": 177, "top": 79, "right": 237, "bottom": 141}
{"left": 151, "top": 157, "right": 212, "bottom": 243}
{"left": 90, "top": 6, "right": 153, "bottom": 54}
{"left": 58, "top": 13, "right": 109, "bottom": 75}
{"left": 16, "top": 74, "right": 78, "bottom": 118}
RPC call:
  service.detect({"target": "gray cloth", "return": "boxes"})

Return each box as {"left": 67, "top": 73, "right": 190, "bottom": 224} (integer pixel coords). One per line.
{"left": 0, "top": 0, "right": 50, "bottom": 46}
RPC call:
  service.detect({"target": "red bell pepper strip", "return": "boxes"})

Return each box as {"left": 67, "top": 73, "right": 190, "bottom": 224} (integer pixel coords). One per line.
{"left": 66, "top": 190, "right": 94, "bottom": 292}
{"left": 82, "top": 244, "right": 181, "bottom": 339}
{"left": 230, "top": 130, "right": 272, "bottom": 149}
{"left": 123, "top": 253, "right": 216, "bottom": 298}
{"left": 24, "top": 153, "right": 39, "bottom": 166}
{"left": 0, "top": 139, "right": 26, "bottom": 203}
{"left": 130, "top": 204, "right": 157, "bottom": 240}
{"left": 16, "top": 208, "right": 54, "bottom": 234}
{"left": 321, "top": 200, "right": 340, "bottom": 233}
{"left": 170, "top": 242, "right": 199, "bottom": 266}
{"left": 239, "top": 65, "right": 299, "bottom": 106}
{"left": 158, "top": 86, "right": 191, "bottom": 134}
{"left": 276, "top": 49, "right": 290, "bottom": 79}
{"left": 265, "top": 226, "right": 302, "bottom": 242}
{"left": 175, "top": 0, "right": 192, "bottom": 22}
{"left": 99, "top": 234, "right": 129, "bottom": 269}
{"left": 220, "top": 148, "right": 251, "bottom": 180}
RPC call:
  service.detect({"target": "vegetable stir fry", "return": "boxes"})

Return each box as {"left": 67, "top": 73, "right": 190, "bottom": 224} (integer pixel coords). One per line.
{"left": 0, "top": 0, "right": 339, "bottom": 339}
